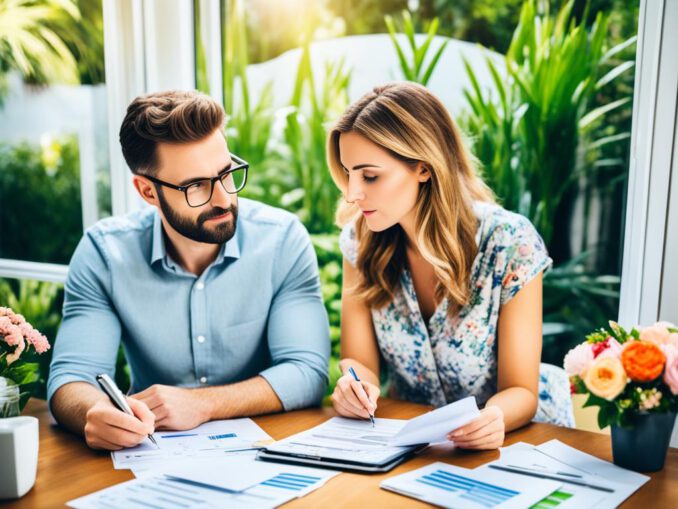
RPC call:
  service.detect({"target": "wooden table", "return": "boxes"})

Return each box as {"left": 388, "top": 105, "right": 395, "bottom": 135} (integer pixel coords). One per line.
{"left": 6, "top": 398, "right": 677, "bottom": 508}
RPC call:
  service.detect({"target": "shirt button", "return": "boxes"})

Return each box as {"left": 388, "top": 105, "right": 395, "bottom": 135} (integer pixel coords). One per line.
{"left": 196, "top": 282, "right": 205, "bottom": 290}
{"left": 200, "top": 376, "right": 207, "bottom": 384}
{"left": 197, "top": 335, "right": 205, "bottom": 343}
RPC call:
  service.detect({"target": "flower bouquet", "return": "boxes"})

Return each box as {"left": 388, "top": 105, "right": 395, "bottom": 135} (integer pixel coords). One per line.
{"left": 564, "top": 320, "right": 677, "bottom": 471}
{"left": 0, "top": 306, "right": 50, "bottom": 416}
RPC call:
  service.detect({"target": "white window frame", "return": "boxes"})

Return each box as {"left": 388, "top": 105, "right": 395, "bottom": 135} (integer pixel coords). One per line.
{"left": 0, "top": 0, "right": 195, "bottom": 284}
{"left": 618, "top": 0, "right": 678, "bottom": 447}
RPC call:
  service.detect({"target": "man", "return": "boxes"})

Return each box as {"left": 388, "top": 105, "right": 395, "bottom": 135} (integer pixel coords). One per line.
{"left": 48, "top": 90, "right": 330, "bottom": 450}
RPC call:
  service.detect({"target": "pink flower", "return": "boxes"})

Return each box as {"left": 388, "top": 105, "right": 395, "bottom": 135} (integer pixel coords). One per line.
{"left": 519, "top": 245, "right": 532, "bottom": 256}
{"left": 595, "top": 337, "right": 624, "bottom": 360}
{"left": 0, "top": 319, "right": 23, "bottom": 347}
{"left": 1, "top": 308, "right": 50, "bottom": 358}
{"left": 640, "top": 322, "right": 674, "bottom": 345}
{"left": 662, "top": 344, "right": 678, "bottom": 395}
{"left": 564, "top": 343, "right": 594, "bottom": 377}
{"left": 5, "top": 337, "right": 25, "bottom": 365}
{"left": 27, "top": 329, "right": 49, "bottom": 354}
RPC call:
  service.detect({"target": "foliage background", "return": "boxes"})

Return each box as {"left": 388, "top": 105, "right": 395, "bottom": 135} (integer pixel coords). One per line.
{"left": 0, "top": 0, "right": 639, "bottom": 399}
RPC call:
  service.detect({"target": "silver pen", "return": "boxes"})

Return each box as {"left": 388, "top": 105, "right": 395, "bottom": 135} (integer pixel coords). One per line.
{"left": 488, "top": 464, "right": 614, "bottom": 493}
{"left": 96, "top": 373, "right": 158, "bottom": 447}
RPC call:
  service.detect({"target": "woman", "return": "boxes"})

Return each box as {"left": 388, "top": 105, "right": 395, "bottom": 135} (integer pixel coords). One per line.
{"left": 328, "top": 82, "right": 573, "bottom": 450}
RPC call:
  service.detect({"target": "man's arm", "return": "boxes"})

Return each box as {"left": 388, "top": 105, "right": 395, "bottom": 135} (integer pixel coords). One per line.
{"left": 258, "top": 217, "right": 330, "bottom": 410}
{"left": 132, "top": 376, "right": 282, "bottom": 430}
{"left": 48, "top": 233, "right": 154, "bottom": 449}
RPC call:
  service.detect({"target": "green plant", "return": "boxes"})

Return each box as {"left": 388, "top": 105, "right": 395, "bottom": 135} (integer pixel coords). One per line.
{"left": 460, "top": 0, "right": 635, "bottom": 362}
{"left": 385, "top": 10, "right": 448, "bottom": 86}
{"left": 464, "top": 0, "right": 634, "bottom": 261}
{"left": 0, "top": 0, "right": 81, "bottom": 100}
{"left": 217, "top": 0, "right": 281, "bottom": 205}
{"left": 310, "top": 234, "right": 343, "bottom": 395}
{"left": 280, "top": 37, "right": 351, "bottom": 234}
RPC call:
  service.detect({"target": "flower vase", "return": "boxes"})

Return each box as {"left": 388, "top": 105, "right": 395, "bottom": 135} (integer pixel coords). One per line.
{"left": 611, "top": 411, "right": 676, "bottom": 472}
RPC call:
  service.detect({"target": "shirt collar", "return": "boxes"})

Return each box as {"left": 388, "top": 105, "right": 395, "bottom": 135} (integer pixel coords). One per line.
{"left": 150, "top": 209, "right": 242, "bottom": 269}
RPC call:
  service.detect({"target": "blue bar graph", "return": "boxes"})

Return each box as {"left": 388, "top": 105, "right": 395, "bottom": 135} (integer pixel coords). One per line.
{"left": 261, "top": 472, "right": 322, "bottom": 491}
{"left": 415, "top": 469, "right": 519, "bottom": 508}
{"left": 207, "top": 433, "right": 237, "bottom": 440}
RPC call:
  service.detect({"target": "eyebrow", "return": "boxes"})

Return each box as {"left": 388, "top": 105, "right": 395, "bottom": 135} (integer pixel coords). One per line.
{"left": 341, "top": 163, "right": 382, "bottom": 171}
{"left": 178, "top": 160, "right": 233, "bottom": 186}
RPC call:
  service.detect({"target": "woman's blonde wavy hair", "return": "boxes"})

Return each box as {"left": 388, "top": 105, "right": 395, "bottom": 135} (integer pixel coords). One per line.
{"left": 327, "top": 82, "right": 495, "bottom": 311}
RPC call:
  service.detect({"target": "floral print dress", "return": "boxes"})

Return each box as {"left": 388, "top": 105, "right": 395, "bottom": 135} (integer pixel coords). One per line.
{"left": 339, "top": 201, "right": 575, "bottom": 427}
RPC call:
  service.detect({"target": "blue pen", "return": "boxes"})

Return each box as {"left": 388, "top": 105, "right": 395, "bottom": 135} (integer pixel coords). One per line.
{"left": 347, "top": 366, "right": 376, "bottom": 427}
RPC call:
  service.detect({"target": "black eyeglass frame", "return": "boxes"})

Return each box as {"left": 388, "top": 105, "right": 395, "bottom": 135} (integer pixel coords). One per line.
{"left": 144, "top": 153, "right": 249, "bottom": 207}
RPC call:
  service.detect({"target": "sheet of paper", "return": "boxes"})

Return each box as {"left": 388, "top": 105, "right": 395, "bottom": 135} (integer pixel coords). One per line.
{"left": 483, "top": 440, "right": 649, "bottom": 509}
{"left": 68, "top": 462, "right": 339, "bottom": 509}
{"left": 112, "top": 417, "right": 272, "bottom": 470}
{"left": 534, "top": 439, "right": 650, "bottom": 509}
{"left": 130, "top": 449, "right": 259, "bottom": 478}
{"left": 265, "top": 416, "right": 415, "bottom": 465}
{"left": 380, "top": 461, "right": 561, "bottom": 509}
{"left": 388, "top": 396, "right": 480, "bottom": 446}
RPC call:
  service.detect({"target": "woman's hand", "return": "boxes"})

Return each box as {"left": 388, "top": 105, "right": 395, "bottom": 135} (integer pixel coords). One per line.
{"left": 331, "top": 374, "right": 380, "bottom": 420}
{"left": 447, "top": 405, "right": 505, "bottom": 450}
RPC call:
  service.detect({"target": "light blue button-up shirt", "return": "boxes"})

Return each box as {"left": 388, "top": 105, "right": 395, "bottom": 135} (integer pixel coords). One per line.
{"left": 47, "top": 198, "right": 330, "bottom": 411}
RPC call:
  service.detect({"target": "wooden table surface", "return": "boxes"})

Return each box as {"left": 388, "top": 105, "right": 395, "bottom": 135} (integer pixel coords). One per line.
{"left": 5, "top": 398, "right": 677, "bottom": 508}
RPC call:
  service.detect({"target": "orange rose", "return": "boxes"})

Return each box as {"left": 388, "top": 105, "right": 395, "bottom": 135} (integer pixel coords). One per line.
{"left": 621, "top": 341, "right": 666, "bottom": 382}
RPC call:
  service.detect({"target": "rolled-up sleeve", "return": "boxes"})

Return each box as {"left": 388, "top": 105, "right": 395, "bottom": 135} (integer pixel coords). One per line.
{"left": 47, "top": 232, "right": 122, "bottom": 408}
{"left": 259, "top": 219, "right": 330, "bottom": 410}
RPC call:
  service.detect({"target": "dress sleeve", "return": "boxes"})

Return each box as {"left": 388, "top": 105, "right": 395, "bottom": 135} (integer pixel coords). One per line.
{"left": 495, "top": 215, "right": 553, "bottom": 305}
{"left": 338, "top": 221, "right": 358, "bottom": 267}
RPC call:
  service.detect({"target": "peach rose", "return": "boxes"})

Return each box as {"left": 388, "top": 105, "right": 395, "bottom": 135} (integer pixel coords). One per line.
{"left": 584, "top": 356, "right": 627, "bottom": 401}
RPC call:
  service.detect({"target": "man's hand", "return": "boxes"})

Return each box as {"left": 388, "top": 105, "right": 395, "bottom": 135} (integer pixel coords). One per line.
{"left": 131, "top": 385, "right": 211, "bottom": 430}
{"left": 84, "top": 397, "right": 155, "bottom": 450}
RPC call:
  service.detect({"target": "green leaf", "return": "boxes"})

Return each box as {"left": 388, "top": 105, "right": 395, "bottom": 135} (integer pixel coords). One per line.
{"left": 601, "top": 35, "right": 638, "bottom": 64}
{"left": 579, "top": 97, "right": 631, "bottom": 130}
{"left": 595, "top": 61, "right": 634, "bottom": 89}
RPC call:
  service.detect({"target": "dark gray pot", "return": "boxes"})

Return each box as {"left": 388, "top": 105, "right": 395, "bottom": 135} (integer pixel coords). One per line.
{"left": 611, "top": 411, "right": 676, "bottom": 472}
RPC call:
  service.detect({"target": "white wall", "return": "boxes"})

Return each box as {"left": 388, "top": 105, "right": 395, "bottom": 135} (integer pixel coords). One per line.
{"left": 238, "top": 34, "right": 504, "bottom": 117}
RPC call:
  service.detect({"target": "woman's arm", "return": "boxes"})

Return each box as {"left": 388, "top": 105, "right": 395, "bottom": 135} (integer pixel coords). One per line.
{"left": 331, "top": 258, "right": 382, "bottom": 418}
{"left": 449, "top": 272, "right": 543, "bottom": 449}
{"left": 489, "top": 271, "right": 543, "bottom": 429}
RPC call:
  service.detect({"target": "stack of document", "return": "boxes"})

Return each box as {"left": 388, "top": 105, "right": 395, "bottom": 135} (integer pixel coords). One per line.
{"left": 481, "top": 440, "right": 649, "bottom": 508}
{"left": 111, "top": 417, "right": 272, "bottom": 475}
{"left": 259, "top": 397, "right": 480, "bottom": 472}
{"left": 67, "top": 456, "right": 339, "bottom": 509}
{"left": 380, "top": 439, "right": 650, "bottom": 509}
{"left": 381, "top": 462, "right": 560, "bottom": 508}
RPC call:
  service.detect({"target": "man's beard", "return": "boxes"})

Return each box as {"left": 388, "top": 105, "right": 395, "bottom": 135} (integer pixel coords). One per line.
{"left": 157, "top": 188, "right": 238, "bottom": 244}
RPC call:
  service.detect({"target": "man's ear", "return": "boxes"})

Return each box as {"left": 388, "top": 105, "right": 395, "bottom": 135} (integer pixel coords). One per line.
{"left": 132, "top": 175, "right": 159, "bottom": 206}
{"left": 417, "top": 162, "right": 432, "bottom": 183}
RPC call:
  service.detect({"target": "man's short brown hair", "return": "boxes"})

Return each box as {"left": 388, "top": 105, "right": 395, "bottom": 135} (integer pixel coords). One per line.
{"left": 119, "top": 90, "right": 225, "bottom": 175}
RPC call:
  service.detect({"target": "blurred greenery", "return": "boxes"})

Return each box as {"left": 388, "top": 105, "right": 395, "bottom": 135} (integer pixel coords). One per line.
{"left": 1, "top": 0, "right": 640, "bottom": 399}
{"left": 0, "top": 136, "right": 83, "bottom": 264}
{"left": 0, "top": 0, "right": 104, "bottom": 101}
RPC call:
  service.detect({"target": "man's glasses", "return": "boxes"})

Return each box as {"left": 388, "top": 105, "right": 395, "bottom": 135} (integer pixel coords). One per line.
{"left": 144, "top": 154, "right": 249, "bottom": 207}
